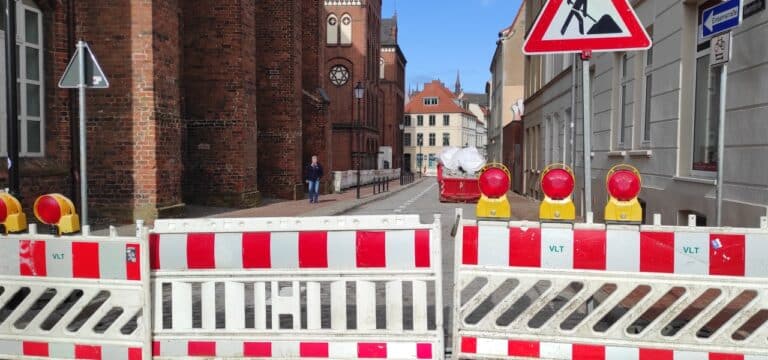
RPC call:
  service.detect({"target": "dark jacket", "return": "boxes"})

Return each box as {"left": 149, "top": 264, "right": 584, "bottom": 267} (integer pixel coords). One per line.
{"left": 305, "top": 163, "right": 324, "bottom": 181}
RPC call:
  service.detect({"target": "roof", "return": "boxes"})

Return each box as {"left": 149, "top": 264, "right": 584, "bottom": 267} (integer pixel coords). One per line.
{"left": 381, "top": 17, "right": 397, "bottom": 46}
{"left": 405, "top": 80, "right": 476, "bottom": 117}
{"left": 461, "top": 92, "right": 489, "bottom": 107}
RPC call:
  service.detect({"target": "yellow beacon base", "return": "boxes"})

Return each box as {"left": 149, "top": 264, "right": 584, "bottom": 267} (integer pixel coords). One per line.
{"left": 57, "top": 214, "right": 81, "bottom": 235}
{"left": 476, "top": 194, "right": 511, "bottom": 219}
{"left": 3, "top": 212, "right": 27, "bottom": 233}
{"left": 604, "top": 197, "right": 642, "bottom": 222}
{"left": 539, "top": 197, "right": 576, "bottom": 221}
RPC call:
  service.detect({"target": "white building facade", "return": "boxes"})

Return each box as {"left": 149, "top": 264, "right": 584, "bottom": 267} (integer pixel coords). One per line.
{"left": 523, "top": 0, "right": 768, "bottom": 227}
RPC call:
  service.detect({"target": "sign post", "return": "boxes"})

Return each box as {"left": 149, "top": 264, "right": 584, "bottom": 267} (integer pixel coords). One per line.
{"left": 58, "top": 41, "right": 109, "bottom": 227}
{"left": 712, "top": 32, "right": 731, "bottom": 226}
{"left": 523, "top": 0, "right": 651, "bottom": 216}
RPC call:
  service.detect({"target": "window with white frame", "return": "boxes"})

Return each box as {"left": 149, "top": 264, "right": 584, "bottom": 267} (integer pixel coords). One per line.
{"left": 692, "top": 46, "right": 722, "bottom": 172}
{"left": 404, "top": 115, "right": 411, "bottom": 127}
{"left": 423, "top": 97, "right": 438, "bottom": 105}
{"left": 403, "top": 133, "right": 411, "bottom": 146}
{"left": 428, "top": 115, "right": 435, "bottom": 126}
{"left": 417, "top": 115, "right": 423, "bottom": 126}
{"left": 0, "top": 0, "right": 44, "bottom": 156}
{"left": 642, "top": 26, "right": 654, "bottom": 143}
{"left": 428, "top": 133, "right": 435, "bottom": 146}
{"left": 619, "top": 53, "right": 633, "bottom": 147}
{"left": 442, "top": 133, "right": 450, "bottom": 146}
{"left": 443, "top": 115, "right": 449, "bottom": 126}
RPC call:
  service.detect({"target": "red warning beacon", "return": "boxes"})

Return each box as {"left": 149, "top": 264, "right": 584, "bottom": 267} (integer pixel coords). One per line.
{"left": 0, "top": 192, "right": 27, "bottom": 233}
{"left": 33, "top": 194, "right": 80, "bottom": 235}
{"left": 539, "top": 164, "right": 576, "bottom": 221}
{"left": 604, "top": 164, "right": 642, "bottom": 222}
{"left": 475, "top": 163, "right": 511, "bottom": 219}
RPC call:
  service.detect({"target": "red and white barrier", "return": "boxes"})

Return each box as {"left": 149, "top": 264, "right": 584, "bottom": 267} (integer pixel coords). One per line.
{"left": 452, "top": 209, "right": 768, "bottom": 359}
{"left": 0, "top": 225, "right": 151, "bottom": 360}
{"left": 151, "top": 215, "right": 444, "bottom": 359}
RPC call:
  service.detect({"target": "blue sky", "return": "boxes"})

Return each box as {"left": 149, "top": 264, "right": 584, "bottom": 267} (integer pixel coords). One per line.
{"left": 382, "top": 0, "right": 524, "bottom": 94}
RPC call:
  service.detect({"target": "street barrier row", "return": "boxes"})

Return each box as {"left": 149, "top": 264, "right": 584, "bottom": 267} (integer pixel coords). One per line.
{"left": 452, "top": 209, "right": 768, "bottom": 359}
{"left": 2, "top": 210, "right": 768, "bottom": 359}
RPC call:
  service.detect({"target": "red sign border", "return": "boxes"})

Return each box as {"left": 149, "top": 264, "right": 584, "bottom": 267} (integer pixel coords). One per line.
{"left": 523, "top": 0, "right": 652, "bottom": 54}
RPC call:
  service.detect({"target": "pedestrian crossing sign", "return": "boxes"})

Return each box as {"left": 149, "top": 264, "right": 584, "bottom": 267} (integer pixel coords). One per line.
{"left": 523, "top": 0, "right": 652, "bottom": 54}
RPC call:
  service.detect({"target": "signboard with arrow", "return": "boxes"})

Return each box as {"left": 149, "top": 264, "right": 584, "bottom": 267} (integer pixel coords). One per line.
{"left": 700, "top": 0, "right": 743, "bottom": 40}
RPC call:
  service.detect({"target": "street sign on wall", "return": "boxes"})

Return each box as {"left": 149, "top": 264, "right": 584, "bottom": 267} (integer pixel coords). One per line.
{"left": 700, "top": 0, "right": 743, "bottom": 40}
{"left": 523, "top": 0, "right": 652, "bottom": 54}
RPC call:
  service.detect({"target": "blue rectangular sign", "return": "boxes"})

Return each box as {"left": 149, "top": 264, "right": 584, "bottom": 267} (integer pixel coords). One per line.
{"left": 701, "top": 0, "right": 743, "bottom": 39}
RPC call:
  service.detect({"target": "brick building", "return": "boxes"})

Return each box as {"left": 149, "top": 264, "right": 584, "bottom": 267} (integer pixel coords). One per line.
{"left": 324, "top": 0, "right": 405, "bottom": 172}
{"left": 0, "top": 0, "right": 331, "bottom": 223}
{"left": 380, "top": 15, "right": 406, "bottom": 170}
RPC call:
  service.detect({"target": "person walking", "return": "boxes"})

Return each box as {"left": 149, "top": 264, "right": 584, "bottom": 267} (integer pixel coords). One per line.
{"left": 305, "top": 155, "right": 324, "bottom": 203}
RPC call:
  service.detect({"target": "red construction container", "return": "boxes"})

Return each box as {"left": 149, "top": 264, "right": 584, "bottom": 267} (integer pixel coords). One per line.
{"left": 437, "top": 163, "right": 481, "bottom": 203}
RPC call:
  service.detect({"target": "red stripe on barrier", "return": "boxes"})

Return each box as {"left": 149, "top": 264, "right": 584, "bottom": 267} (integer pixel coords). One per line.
{"left": 640, "top": 232, "right": 674, "bottom": 273}
{"left": 19, "top": 240, "right": 46, "bottom": 276}
{"left": 509, "top": 227, "right": 541, "bottom": 267}
{"left": 639, "top": 348, "right": 673, "bottom": 360}
{"left": 128, "top": 347, "right": 143, "bottom": 360}
{"left": 126, "top": 244, "right": 141, "bottom": 280}
{"left": 709, "top": 234, "right": 745, "bottom": 276}
{"left": 243, "top": 232, "right": 271, "bottom": 268}
{"left": 462, "top": 226, "right": 479, "bottom": 265}
{"left": 74, "top": 345, "right": 102, "bottom": 360}
{"left": 572, "top": 344, "right": 604, "bottom": 360}
{"left": 152, "top": 341, "right": 160, "bottom": 356}
{"left": 243, "top": 342, "right": 272, "bottom": 357}
{"left": 508, "top": 340, "right": 539, "bottom": 357}
{"left": 300, "top": 342, "right": 329, "bottom": 357}
{"left": 461, "top": 337, "right": 477, "bottom": 354}
{"left": 710, "top": 353, "right": 744, "bottom": 360}
{"left": 574, "top": 230, "right": 606, "bottom": 270}
{"left": 356, "top": 231, "right": 386, "bottom": 267}
{"left": 358, "top": 343, "right": 387, "bottom": 358}
{"left": 187, "top": 233, "right": 215, "bottom": 269}
{"left": 22, "top": 341, "right": 48, "bottom": 356}
{"left": 416, "top": 343, "right": 432, "bottom": 359}
{"left": 415, "top": 229, "right": 431, "bottom": 267}
{"left": 72, "top": 242, "right": 100, "bottom": 279}
{"left": 299, "top": 231, "right": 328, "bottom": 268}
{"left": 188, "top": 341, "right": 216, "bottom": 356}
{"left": 149, "top": 234, "right": 160, "bottom": 270}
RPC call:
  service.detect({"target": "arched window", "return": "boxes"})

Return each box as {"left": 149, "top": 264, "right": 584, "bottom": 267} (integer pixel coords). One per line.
{"left": 340, "top": 14, "right": 352, "bottom": 45}
{"left": 326, "top": 14, "right": 338, "bottom": 45}
{"left": 0, "top": 0, "right": 44, "bottom": 156}
{"left": 379, "top": 57, "right": 385, "bottom": 79}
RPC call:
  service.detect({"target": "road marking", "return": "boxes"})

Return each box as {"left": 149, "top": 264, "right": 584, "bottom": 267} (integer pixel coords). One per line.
{"left": 394, "top": 183, "right": 436, "bottom": 213}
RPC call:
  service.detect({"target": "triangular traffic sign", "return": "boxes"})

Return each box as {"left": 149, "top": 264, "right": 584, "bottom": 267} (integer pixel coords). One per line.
{"left": 59, "top": 42, "right": 109, "bottom": 89}
{"left": 523, "top": 0, "right": 651, "bottom": 54}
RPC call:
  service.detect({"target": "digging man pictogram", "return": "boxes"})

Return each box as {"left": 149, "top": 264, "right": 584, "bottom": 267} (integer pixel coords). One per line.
{"left": 560, "top": 0, "right": 623, "bottom": 36}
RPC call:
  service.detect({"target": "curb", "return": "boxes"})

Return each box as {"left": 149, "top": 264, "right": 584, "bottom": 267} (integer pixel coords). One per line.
{"left": 301, "top": 178, "right": 427, "bottom": 216}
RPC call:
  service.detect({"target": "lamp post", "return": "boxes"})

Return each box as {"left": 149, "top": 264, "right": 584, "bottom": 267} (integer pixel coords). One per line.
{"left": 354, "top": 82, "right": 365, "bottom": 199}
{"left": 418, "top": 138, "right": 423, "bottom": 178}
{"left": 399, "top": 123, "right": 405, "bottom": 184}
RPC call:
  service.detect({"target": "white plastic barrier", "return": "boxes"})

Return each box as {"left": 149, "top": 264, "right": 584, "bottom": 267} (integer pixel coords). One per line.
{"left": 150, "top": 215, "right": 444, "bottom": 359}
{"left": 452, "top": 209, "right": 768, "bottom": 359}
{"left": 0, "top": 225, "right": 151, "bottom": 360}
{"left": 333, "top": 169, "right": 401, "bottom": 193}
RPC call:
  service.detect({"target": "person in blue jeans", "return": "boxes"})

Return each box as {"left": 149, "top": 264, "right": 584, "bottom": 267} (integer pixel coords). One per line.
{"left": 305, "top": 155, "right": 324, "bottom": 203}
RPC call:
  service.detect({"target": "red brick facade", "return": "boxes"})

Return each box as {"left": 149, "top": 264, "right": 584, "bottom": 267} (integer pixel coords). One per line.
{"left": 380, "top": 18, "right": 406, "bottom": 170}
{"left": 0, "top": 0, "right": 332, "bottom": 223}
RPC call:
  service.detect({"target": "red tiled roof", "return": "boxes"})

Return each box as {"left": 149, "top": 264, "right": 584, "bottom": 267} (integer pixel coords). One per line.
{"left": 405, "top": 80, "right": 476, "bottom": 117}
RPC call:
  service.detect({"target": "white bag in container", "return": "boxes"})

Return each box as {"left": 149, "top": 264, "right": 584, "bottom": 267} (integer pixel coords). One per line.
{"left": 456, "top": 147, "right": 486, "bottom": 174}
{"left": 439, "top": 146, "right": 461, "bottom": 170}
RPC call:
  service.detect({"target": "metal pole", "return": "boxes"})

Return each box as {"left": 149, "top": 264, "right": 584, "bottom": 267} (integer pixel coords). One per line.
{"left": 78, "top": 40, "right": 88, "bottom": 226}
{"left": 5, "top": 0, "right": 19, "bottom": 197}
{"left": 582, "top": 54, "right": 592, "bottom": 215}
{"left": 715, "top": 63, "right": 728, "bottom": 226}
{"left": 356, "top": 97, "right": 361, "bottom": 199}
{"left": 570, "top": 53, "right": 577, "bottom": 167}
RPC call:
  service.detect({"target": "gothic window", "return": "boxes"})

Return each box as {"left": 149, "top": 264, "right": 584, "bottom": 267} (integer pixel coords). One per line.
{"left": 329, "top": 65, "right": 349, "bottom": 86}
{"left": 327, "top": 14, "right": 338, "bottom": 45}
{"left": 340, "top": 14, "right": 352, "bottom": 45}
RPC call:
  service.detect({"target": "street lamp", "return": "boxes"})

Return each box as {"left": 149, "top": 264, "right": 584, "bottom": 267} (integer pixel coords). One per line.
{"left": 417, "top": 137, "right": 423, "bottom": 178}
{"left": 354, "top": 82, "right": 365, "bottom": 199}
{"left": 399, "top": 123, "right": 405, "bottom": 184}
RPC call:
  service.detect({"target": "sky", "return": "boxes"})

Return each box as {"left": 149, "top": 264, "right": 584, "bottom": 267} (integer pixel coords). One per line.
{"left": 382, "top": 0, "right": 524, "bottom": 94}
